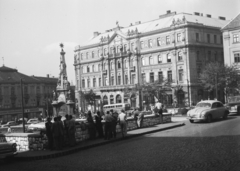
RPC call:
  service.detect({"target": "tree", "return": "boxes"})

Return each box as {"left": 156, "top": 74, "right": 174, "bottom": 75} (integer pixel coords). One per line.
{"left": 199, "top": 62, "right": 240, "bottom": 96}
{"left": 83, "top": 89, "right": 97, "bottom": 106}
{"left": 123, "top": 77, "right": 172, "bottom": 104}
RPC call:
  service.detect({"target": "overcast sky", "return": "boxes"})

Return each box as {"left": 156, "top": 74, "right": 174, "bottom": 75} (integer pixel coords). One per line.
{"left": 0, "top": 0, "right": 239, "bottom": 85}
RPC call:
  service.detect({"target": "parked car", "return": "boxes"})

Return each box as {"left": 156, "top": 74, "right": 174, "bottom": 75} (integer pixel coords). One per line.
{"left": 225, "top": 102, "right": 240, "bottom": 114}
{"left": 0, "top": 142, "right": 18, "bottom": 159}
{"left": 187, "top": 100, "right": 229, "bottom": 123}
{"left": 1, "top": 121, "right": 18, "bottom": 128}
{"left": 27, "top": 119, "right": 40, "bottom": 125}
{"left": 27, "top": 122, "right": 45, "bottom": 133}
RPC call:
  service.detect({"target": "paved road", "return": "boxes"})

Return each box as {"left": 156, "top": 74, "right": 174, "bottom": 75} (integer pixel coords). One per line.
{"left": 1, "top": 115, "right": 240, "bottom": 171}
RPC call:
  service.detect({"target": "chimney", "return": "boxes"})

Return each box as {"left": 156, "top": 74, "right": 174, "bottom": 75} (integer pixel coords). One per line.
{"left": 47, "top": 74, "right": 49, "bottom": 78}
{"left": 135, "top": 21, "right": 141, "bottom": 25}
{"left": 129, "top": 23, "right": 133, "bottom": 26}
{"left": 219, "top": 16, "right": 226, "bottom": 20}
{"left": 93, "top": 32, "right": 100, "bottom": 37}
{"left": 206, "top": 14, "right": 211, "bottom": 18}
{"left": 194, "top": 12, "right": 200, "bottom": 16}
{"left": 166, "top": 10, "right": 171, "bottom": 14}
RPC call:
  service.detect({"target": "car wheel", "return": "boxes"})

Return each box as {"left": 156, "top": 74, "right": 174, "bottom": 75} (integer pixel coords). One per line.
{"left": 189, "top": 119, "right": 194, "bottom": 123}
{"left": 223, "top": 112, "right": 228, "bottom": 120}
{"left": 206, "top": 115, "right": 212, "bottom": 123}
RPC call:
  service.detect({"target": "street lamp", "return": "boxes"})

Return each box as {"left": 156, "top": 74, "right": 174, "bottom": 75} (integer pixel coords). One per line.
{"left": 187, "top": 79, "right": 190, "bottom": 107}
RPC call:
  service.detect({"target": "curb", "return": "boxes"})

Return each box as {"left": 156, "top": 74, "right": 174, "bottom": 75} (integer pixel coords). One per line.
{"left": 15, "top": 123, "right": 185, "bottom": 161}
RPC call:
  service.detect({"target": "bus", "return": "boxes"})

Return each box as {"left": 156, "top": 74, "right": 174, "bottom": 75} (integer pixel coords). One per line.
{"left": 103, "top": 103, "right": 131, "bottom": 114}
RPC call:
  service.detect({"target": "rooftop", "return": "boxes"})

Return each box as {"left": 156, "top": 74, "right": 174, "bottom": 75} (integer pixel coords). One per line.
{"left": 80, "top": 11, "right": 229, "bottom": 47}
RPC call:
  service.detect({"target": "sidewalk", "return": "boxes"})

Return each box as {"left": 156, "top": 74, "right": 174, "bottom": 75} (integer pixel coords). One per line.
{"left": 15, "top": 122, "right": 185, "bottom": 161}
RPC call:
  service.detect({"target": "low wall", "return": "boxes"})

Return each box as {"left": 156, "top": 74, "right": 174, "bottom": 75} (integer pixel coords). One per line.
{"left": 0, "top": 113, "right": 171, "bottom": 152}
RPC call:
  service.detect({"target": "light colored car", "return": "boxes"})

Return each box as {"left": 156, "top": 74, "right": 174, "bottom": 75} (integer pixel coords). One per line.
{"left": 1, "top": 121, "right": 18, "bottom": 128}
{"left": 187, "top": 100, "right": 229, "bottom": 123}
{"left": 27, "top": 122, "right": 45, "bottom": 133}
{"left": 0, "top": 142, "right": 18, "bottom": 159}
{"left": 27, "top": 119, "right": 40, "bottom": 125}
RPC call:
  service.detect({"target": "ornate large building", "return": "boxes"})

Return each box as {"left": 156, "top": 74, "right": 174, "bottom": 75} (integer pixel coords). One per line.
{"left": 74, "top": 11, "right": 229, "bottom": 111}
{"left": 0, "top": 65, "right": 57, "bottom": 122}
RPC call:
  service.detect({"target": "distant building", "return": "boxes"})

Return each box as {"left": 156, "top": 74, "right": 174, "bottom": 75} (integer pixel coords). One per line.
{"left": 74, "top": 11, "right": 229, "bottom": 111}
{"left": 222, "top": 13, "right": 240, "bottom": 66}
{"left": 0, "top": 65, "right": 57, "bottom": 122}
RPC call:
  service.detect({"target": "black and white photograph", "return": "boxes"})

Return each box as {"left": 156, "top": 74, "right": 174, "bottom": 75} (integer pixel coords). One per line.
{"left": 0, "top": 0, "right": 240, "bottom": 170}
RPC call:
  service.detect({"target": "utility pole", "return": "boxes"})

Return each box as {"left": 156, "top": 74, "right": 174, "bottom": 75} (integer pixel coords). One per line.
{"left": 20, "top": 79, "right": 25, "bottom": 133}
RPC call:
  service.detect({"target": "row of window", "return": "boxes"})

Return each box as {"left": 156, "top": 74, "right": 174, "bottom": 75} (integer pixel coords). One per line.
{"left": 80, "top": 69, "right": 184, "bottom": 89}
{"left": 141, "top": 33, "right": 183, "bottom": 49}
{"left": 141, "top": 70, "right": 183, "bottom": 83}
{"left": 81, "top": 74, "right": 136, "bottom": 88}
{"left": 196, "top": 33, "right": 223, "bottom": 44}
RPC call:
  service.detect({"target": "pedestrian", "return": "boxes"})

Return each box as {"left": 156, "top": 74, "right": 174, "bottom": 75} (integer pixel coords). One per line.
{"left": 68, "top": 115, "right": 76, "bottom": 147}
{"left": 104, "top": 111, "right": 113, "bottom": 140}
{"left": 45, "top": 117, "right": 53, "bottom": 150}
{"left": 118, "top": 109, "right": 127, "bottom": 138}
{"left": 95, "top": 111, "right": 104, "bottom": 138}
{"left": 57, "top": 116, "right": 65, "bottom": 148}
{"left": 111, "top": 110, "right": 118, "bottom": 139}
{"left": 63, "top": 114, "right": 70, "bottom": 145}
{"left": 137, "top": 111, "right": 144, "bottom": 128}
{"left": 156, "top": 100, "right": 163, "bottom": 124}
{"left": 7, "top": 125, "right": 12, "bottom": 134}
{"left": 87, "top": 111, "right": 96, "bottom": 140}
{"left": 51, "top": 117, "right": 61, "bottom": 150}
{"left": 133, "top": 107, "right": 140, "bottom": 128}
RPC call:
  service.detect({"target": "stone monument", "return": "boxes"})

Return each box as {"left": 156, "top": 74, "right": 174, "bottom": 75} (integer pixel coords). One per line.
{"left": 52, "top": 43, "right": 74, "bottom": 117}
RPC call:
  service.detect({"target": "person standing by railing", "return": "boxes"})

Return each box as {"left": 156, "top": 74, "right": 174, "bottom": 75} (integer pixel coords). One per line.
{"left": 118, "top": 109, "right": 127, "bottom": 138}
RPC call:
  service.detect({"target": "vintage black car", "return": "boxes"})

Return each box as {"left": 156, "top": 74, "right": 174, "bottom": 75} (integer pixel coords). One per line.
{"left": 0, "top": 142, "right": 18, "bottom": 159}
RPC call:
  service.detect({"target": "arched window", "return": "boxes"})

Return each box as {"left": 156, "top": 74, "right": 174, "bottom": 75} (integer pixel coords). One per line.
{"left": 81, "top": 53, "right": 83, "bottom": 60}
{"left": 87, "top": 66, "right": 90, "bottom": 73}
{"left": 92, "top": 51, "right": 95, "bottom": 58}
{"left": 149, "top": 56, "right": 153, "bottom": 65}
{"left": 82, "top": 79, "right": 85, "bottom": 88}
{"left": 116, "top": 94, "right": 122, "bottom": 103}
{"left": 167, "top": 54, "right": 171, "bottom": 63}
{"left": 110, "top": 47, "right": 114, "bottom": 54}
{"left": 92, "top": 65, "right": 94, "bottom": 72}
{"left": 110, "top": 95, "right": 114, "bottom": 104}
{"left": 93, "top": 78, "right": 96, "bottom": 87}
{"left": 142, "top": 57, "right": 145, "bottom": 66}
{"left": 103, "top": 95, "right": 108, "bottom": 105}
{"left": 86, "top": 52, "right": 89, "bottom": 59}
{"left": 118, "top": 61, "right": 121, "bottom": 69}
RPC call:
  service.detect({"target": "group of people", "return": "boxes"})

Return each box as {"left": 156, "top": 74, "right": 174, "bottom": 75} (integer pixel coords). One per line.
{"left": 45, "top": 114, "right": 76, "bottom": 150}
{"left": 86, "top": 109, "right": 127, "bottom": 140}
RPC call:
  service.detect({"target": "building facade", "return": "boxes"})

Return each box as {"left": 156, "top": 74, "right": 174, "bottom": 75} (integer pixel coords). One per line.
{"left": 222, "top": 13, "right": 240, "bottom": 66}
{"left": 74, "top": 11, "right": 229, "bottom": 111}
{"left": 0, "top": 65, "right": 58, "bottom": 122}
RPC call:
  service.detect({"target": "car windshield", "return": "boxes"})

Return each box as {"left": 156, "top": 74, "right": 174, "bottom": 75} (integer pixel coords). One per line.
{"left": 196, "top": 102, "right": 211, "bottom": 108}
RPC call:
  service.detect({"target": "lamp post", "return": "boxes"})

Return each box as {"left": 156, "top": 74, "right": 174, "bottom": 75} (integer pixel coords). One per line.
{"left": 20, "top": 79, "right": 25, "bottom": 133}
{"left": 215, "top": 73, "right": 218, "bottom": 100}
{"left": 187, "top": 79, "right": 190, "bottom": 107}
